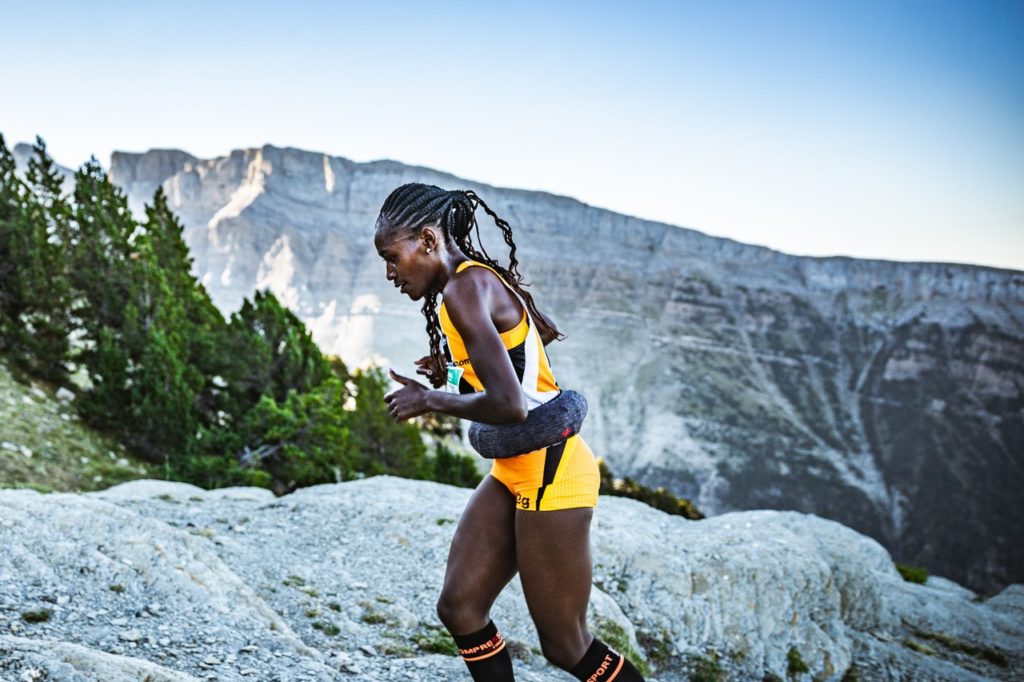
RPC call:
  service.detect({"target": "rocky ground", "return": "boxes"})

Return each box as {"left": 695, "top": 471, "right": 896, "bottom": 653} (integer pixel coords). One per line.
{"left": 1, "top": 476, "right": 1021, "bottom": 681}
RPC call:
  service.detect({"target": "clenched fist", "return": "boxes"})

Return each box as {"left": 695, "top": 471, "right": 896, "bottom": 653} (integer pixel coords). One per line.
{"left": 383, "top": 369, "right": 430, "bottom": 422}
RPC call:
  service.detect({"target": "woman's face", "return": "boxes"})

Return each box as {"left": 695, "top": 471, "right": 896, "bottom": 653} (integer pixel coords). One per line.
{"left": 374, "top": 227, "right": 433, "bottom": 301}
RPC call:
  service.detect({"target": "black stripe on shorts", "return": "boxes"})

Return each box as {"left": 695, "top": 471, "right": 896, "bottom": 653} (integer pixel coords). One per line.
{"left": 534, "top": 439, "right": 567, "bottom": 511}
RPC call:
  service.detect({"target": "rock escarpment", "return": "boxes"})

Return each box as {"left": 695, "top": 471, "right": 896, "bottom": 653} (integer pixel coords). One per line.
{"left": 90, "top": 145, "right": 1024, "bottom": 598}
{"left": 2, "top": 479, "right": 1021, "bottom": 681}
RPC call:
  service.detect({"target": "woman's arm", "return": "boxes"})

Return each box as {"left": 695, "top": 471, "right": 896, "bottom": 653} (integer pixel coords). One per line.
{"left": 385, "top": 269, "right": 528, "bottom": 424}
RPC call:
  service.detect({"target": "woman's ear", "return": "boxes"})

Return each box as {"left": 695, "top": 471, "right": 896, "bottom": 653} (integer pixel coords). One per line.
{"left": 421, "top": 225, "right": 440, "bottom": 253}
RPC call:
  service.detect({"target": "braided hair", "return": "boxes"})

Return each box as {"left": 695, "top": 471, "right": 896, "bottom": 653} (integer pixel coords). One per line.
{"left": 375, "top": 183, "right": 564, "bottom": 377}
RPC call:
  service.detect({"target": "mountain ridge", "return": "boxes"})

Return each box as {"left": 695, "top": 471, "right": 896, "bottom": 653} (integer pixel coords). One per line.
{"left": 108, "top": 142, "right": 1024, "bottom": 275}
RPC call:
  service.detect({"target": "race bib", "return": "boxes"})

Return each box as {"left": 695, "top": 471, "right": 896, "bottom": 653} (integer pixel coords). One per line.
{"left": 445, "top": 365, "right": 464, "bottom": 394}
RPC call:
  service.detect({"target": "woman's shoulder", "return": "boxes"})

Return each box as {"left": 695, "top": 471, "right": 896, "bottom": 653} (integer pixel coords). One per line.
{"left": 455, "top": 259, "right": 502, "bottom": 278}
{"left": 446, "top": 260, "right": 503, "bottom": 297}
{"left": 442, "top": 261, "right": 524, "bottom": 328}
{"left": 443, "top": 269, "right": 486, "bottom": 315}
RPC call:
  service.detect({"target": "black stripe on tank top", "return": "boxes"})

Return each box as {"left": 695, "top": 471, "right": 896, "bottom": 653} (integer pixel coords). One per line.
{"left": 507, "top": 342, "right": 526, "bottom": 384}
{"left": 456, "top": 342, "right": 526, "bottom": 395}
{"left": 533, "top": 439, "right": 567, "bottom": 511}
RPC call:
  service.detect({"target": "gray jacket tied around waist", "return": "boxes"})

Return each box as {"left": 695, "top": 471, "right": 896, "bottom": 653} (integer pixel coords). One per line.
{"left": 468, "top": 389, "right": 588, "bottom": 459}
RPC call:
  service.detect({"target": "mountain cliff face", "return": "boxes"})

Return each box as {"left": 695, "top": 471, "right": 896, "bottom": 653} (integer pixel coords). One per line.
{"left": 107, "top": 145, "right": 1024, "bottom": 596}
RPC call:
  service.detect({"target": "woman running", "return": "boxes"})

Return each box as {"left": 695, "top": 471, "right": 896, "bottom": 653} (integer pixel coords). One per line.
{"left": 375, "top": 183, "right": 645, "bottom": 681}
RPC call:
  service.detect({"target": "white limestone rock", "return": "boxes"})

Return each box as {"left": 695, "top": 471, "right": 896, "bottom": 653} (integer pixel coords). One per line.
{"left": 1, "top": 477, "right": 1020, "bottom": 680}
{"left": 0, "top": 634, "right": 201, "bottom": 682}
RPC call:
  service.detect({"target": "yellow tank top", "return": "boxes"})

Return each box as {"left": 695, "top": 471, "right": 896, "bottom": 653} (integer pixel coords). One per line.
{"left": 438, "top": 260, "right": 561, "bottom": 407}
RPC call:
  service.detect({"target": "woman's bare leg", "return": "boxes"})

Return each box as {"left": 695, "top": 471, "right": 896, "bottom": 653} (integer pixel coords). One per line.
{"left": 516, "top": 507, "right": 646, "bottom": 680}
{"left": 437, "top": 474, "right": 519, "bottom": 635}
{"left": 514, "top": 507, "right": 594, "bottom": 669}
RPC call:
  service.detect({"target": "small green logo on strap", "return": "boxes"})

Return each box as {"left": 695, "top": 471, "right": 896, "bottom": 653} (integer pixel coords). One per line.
{"left": 446, "top": 365, "right": 464, "bottom": 394}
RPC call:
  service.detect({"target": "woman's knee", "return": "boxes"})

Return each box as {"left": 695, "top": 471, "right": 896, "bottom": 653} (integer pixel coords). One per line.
{"left": 537, "top": 625, "right": 591, "bottom": 670}
{"left": 436, "top": 590, "right": 487, "bottom": 634}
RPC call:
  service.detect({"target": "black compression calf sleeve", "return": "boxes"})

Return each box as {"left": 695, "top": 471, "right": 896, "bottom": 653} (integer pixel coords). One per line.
{"left": 569, "top": 636, "right": 645, "bottom": 681}
{"left": 451, "top": 619, "right": 515, "bottom": 681}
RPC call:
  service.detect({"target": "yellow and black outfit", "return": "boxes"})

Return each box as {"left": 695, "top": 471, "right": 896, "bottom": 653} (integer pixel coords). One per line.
{"left": 439, "top": 260, "right": 600, "bottom": 511}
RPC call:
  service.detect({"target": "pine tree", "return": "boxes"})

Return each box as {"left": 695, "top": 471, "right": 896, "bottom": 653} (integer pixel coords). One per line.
{"left": 109, "top": 202, "right": 202, "bottom": 464}
{"left": 77, "top": 326, "right": 129, "bottom": 432}
{"left": 67, "top": 157, "right": 136, "bottom": 343}
{"left": 0, "top": 134, "right": 28, "bottom": 361}
{"left": 431, "top": 442, "right": 482, "bottom": 488}
{"left": 143, "top": 187, "right": 233, "bottom": 428}
{"left": 25, "top": 136, "right": 72, "bottom": 245}
{"left": 222, "top": 289, "right": 330, "bottom": 417}
{"left": 234, "top": 373, "right": 356, "bottom": 494}
{"left": 68, "top": 156, "right": 147, "bottom": 426}
{"left": 126, "top": 322, "right": 198, "bottom": 463}
{"left": 348, "top": 367, "right": 427, "bottom": 478}
{"left": 0, "top": 134, "right": 72, "bottom": 383}
{"left": 21, "top": 137, "right": 73, "bottom": 383}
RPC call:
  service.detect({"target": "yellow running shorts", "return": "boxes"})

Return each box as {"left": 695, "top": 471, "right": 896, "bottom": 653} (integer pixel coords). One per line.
{"left": 489, "top": 434, "right": 600, "bottom": 511}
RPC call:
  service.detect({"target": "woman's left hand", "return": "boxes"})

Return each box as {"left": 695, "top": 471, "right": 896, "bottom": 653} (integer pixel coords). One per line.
{"left": 384, "top": 369, "right": 431, "bottom": 422}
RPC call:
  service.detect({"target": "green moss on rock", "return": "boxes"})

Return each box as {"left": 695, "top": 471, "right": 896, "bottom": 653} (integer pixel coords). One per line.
{"left": 593, "top": 619, "right": 650, "bottom": 677}
{"left": 895, "top": 563, "right": 928, "bottom": 583}
{"left": 787, "top": 646, "right": 808, "bottom": 675}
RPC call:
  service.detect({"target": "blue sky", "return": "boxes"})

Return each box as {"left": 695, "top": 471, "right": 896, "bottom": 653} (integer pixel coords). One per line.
{"left": 2, "top": 0, "right": 1022, "bottom": 270}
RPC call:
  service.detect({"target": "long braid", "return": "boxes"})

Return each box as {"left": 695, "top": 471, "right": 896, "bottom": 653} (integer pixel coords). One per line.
{"left": 459, "top": 191, "right": 554, "bottom": 339}
{"left": 464, "top": 191, "right": 523, "bottom": 283}
{"left": 376, "top": 183, "right": 564, "bottom": 378}
{"left": 421, "top": 291, "right": 444, "bottom": 378}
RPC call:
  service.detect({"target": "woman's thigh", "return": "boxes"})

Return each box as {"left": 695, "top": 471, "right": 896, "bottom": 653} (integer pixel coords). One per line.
{"left": 514, "top": 506, "right": 594, "bottom": 647}
{"left": 438, "top": 474, "right": 519, "bottom": 629}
